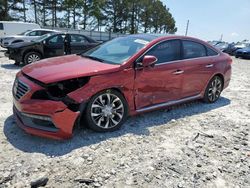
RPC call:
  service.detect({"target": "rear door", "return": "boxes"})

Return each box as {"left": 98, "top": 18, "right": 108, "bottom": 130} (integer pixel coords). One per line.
{"left": 70, "top": 34, "right": 91, "bottom": 54}
{"left": 135, "top": 39, "right": 184, "bottom": 109}
{"left": 43, "top": 34, "right": 65, "bottom": 58}
{"left": 181, "top": 40, "right": 217, "bottom": 98}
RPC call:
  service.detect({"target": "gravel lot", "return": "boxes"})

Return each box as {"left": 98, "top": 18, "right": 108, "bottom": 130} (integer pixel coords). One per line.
{"left": 0, "top": 47, "right": 249, "bottom": 188}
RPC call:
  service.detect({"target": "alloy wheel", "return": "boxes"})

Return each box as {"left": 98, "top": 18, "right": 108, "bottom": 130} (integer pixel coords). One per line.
{"left": 27, "top": 54, "right": 40, "bottom": 64}
{"left": 207, "top": 77, "right": 222, "bottom": 102}
{"left": 90, "top": 93, "right": 124, "bottom": 129}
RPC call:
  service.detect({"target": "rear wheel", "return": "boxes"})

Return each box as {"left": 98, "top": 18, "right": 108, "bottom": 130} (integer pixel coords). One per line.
{"left": 24, "top": 52, "right": 41, "bottom": 65}
{"left": 203, "top": 76, "right": 223, "bottom": 103}
{"left": 85, "top": 89, "right": 128, "bottom": 132}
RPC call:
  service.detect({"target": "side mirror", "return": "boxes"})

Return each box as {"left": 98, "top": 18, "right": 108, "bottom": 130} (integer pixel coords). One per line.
{"left": 142, "top": 55, "right": 157, "bottom": 67}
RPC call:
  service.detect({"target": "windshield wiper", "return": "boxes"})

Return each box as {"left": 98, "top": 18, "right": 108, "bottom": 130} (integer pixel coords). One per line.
{"left": 81, "top": 55, "right": 104, "bottom": 62}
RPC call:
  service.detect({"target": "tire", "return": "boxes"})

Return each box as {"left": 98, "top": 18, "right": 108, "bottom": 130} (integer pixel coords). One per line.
{"left": 203, "top": 76, "right": 223, "bottom": 103}
{"left": 14, "top": 61, "right": 20, "bottom": 66}
{"left": 85, "top": 89, "right": 128, "bottom": 132}
{"left": 24, "top": 52, "right": 41, "bottom": 65}
{"left": 235, "top": 55, "right": 238, "bottom": 58}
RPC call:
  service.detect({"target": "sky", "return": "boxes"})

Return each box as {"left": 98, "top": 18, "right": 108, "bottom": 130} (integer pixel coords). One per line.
{"left": 162, "top": 0, "right": 250, "bottom": 42}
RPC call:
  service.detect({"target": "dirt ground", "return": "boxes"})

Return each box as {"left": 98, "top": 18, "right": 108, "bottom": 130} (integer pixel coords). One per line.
{"left": 0, "top": 47, "right": 249, "bottom": 188}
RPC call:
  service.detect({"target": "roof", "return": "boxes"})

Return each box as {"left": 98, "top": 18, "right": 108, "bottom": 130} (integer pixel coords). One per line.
{"left": 0, "top": 21, "right": 39, "bottom": 25}
{"left": 31, "top": 28, "right": 60, "bottom": 32}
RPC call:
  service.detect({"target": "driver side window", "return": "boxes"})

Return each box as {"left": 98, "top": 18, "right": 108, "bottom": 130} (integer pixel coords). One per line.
{"left": 145, "top": 40, "right": 181, "bottom": 64}
{"left": 47, "top": 34, "right": 65, "bottom": 44}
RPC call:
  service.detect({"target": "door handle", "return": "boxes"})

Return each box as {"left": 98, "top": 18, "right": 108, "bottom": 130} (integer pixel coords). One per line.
{"left": 205, "top": 64, "right": 214, "bottom": 68}
{"left": 172, "top": 70, "right": 184, "bottom": 75}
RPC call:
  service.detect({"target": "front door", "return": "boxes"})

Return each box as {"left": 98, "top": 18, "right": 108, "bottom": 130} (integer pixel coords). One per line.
{"left": 44, "top": 34, "right": 65, "bottom": 58}
{"left": 135, "top": 39, "right": 184, "bottom": 109}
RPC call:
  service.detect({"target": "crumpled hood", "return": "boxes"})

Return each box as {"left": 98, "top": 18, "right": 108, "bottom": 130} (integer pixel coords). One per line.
{"left": 22, "top": 55, "right": 121, "bottom": 84}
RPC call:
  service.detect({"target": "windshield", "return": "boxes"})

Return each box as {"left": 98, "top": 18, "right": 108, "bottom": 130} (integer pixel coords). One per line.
{"left": 31, "top": 33, "right": 53, "bottom": 42}
{"left": 215, "top": 42, "right": 228, "bottom": 48}
{"left": 82, "top": 37, "right": 151, "bottom": 64}
{"left": 18, "top": 30, "right": 31, "bottom": 35}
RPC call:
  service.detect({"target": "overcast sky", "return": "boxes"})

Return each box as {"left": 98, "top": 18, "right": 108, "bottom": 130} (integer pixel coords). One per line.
{"left": 162, "top": 0, "right": 250, "bottom": 42}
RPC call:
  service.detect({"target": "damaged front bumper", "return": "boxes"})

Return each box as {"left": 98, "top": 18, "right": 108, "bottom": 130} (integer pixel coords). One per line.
{"left": 12, "top": 73, "right": 80, "bottom": 139}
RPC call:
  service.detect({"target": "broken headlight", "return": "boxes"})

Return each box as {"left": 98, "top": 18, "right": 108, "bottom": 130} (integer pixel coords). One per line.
{"left": 32, "top": 77, "right": 90, "bottom": 100}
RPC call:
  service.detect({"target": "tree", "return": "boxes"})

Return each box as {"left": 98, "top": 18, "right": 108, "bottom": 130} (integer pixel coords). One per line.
{"left": 89, "top": 0, "right": 106, "bottom": 31}
{"left": 0, "top": 0, "right": 26, "bottom": 21}
{"left": 1, "top": 0, "right": 177, "bottom": 34}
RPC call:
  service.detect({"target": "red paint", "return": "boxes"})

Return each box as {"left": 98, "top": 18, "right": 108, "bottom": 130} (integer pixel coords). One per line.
{"left": 13, "top": 35, "right": 232, "bottom": 139}
{"left": 142, "top": 55, "right": 157, "bottom": 67}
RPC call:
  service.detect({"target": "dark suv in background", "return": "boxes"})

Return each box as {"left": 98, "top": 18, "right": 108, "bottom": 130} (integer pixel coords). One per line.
{"left": 5, "top": 33, "right": 100, "bottom": 65}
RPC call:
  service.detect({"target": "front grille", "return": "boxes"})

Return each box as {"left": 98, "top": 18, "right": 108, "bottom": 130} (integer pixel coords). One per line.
{"left": 13, "top": 79, "right": 30, "bottom": 100}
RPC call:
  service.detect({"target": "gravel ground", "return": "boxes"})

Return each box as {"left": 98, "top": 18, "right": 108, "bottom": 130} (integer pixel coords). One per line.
{"left": 0, "top": 48, "right": 249, "bottom": 188}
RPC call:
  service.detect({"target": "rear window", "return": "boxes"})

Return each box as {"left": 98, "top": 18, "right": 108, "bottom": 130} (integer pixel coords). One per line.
{"left": 0, "top": 23, "right": 3, "bottom": 30}
{"left": 207, "top": 47, "right": 219, "bottom": 56}
{"left": 183, "top": 40, "right": 207, "bottom": 59}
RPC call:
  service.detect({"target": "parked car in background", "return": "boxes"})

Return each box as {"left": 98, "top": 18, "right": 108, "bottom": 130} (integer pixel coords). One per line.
{"left": 229, "top": 42, "right": 250, "bottom": 55}
{"left": 5, "top": 33, "right": 99, "bottom": 65}
{"left": 214, "top": 42, "right": 229, "bottom": 52}
{"left": 0, "top": 29, "right": 58, "bottom": 48}
{"left": 0, "top": 21, "right": 40, "bottom": 37}
{"left": 235, "top": 46, "right": 250, "bottom": 59}
{"left": 208, "top": 41, "right": 222, "bottom": 46}
{"left": 12, "top": 34, "right": 232, "bottom": 139}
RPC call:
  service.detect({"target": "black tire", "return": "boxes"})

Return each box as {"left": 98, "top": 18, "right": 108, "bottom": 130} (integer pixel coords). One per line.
{"left": 14, "top": 61, "right": 20, "bottom": 66}
{"left": 85, "top": 89, "right": 128, "bottom": 132}
{"left": 235, "top": 55, "right": 238, "bottom": 58}
{"left": 24, "top": 52, "right": 41, "bottom": 65}
{"left": 203, "top": 76, "right": 223, "bottom": 103}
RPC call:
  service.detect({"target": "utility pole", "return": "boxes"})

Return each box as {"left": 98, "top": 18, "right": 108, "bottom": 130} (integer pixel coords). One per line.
{"left": 185, "top": 20, "right": 189, "bottom": 36}
{"left": 220, "top": 34, "right": 223, "bottom": 41}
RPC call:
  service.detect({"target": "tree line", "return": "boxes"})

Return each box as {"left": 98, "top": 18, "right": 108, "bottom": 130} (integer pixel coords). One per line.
{"left": 0, "top": 0, "right": 177, "bottom": 34}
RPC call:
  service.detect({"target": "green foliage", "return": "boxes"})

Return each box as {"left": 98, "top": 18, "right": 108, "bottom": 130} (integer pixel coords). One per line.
{"left": 0, "top": 0, "right": 177, "bottom": 34}
{"left": 0, "top": 0, "right": 26, "bottom": 21}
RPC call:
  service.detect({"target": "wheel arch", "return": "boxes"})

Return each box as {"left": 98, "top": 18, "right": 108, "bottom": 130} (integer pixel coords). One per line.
{"left": 213, "top": 73, "right": 225, "bottom": 89}
{"left": 76, "top": 87, "right": 129, "bottom": 131}
{"left": 201, "top": 73, "right": 225, "bottom": 97}
{"left": 22, "top": 49, "right": 43, "bottom": 62}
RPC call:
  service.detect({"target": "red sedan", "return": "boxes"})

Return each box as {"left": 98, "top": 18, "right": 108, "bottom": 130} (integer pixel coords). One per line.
{"left": 12, "top": 35, "right": 232, "bottom": 139}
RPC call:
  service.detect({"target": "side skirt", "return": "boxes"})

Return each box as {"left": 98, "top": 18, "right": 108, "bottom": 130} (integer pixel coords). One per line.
{"left": 136, "top": 94, "right": 202, "bottom": 113}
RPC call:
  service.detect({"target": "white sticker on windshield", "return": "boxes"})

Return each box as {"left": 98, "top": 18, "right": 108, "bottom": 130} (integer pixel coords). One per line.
{"left": 134, "top": 39, "right": 149, "bottom": 45}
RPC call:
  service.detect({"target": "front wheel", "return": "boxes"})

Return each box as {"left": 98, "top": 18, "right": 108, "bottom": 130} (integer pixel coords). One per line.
{"left": 24, "top": 52, "right": 41, "bottom": 65}
{"left": 203, "top": 76, "right": 223, "bottom": 103}
{"left": 85, "top": 90, "right": 128, "bottom": 132}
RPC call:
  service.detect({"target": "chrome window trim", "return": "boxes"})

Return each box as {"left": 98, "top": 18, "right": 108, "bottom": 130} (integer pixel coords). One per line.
{"left": 135, "top": 38, "right": 220, "bottom": 68}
